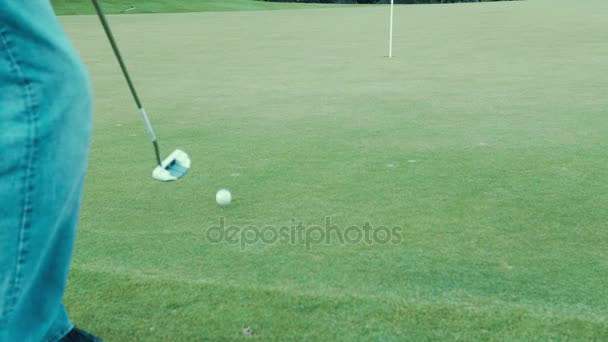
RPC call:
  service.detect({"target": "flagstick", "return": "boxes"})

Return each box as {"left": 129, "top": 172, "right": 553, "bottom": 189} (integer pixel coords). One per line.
{"left": 389, "top": 0, "right": 394, "bottom": 58}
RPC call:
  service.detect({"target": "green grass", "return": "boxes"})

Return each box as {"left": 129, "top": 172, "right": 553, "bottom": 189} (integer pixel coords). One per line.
{"left": 62, "top": 0, "right": 608, "bottom": 339}
{"left": 52, "top": 0, "right": 343, "bottom": 15}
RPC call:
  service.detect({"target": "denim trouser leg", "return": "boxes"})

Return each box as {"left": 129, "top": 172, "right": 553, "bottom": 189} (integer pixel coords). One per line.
{"left": 0, "top": 2, "right": 92, "bottom": 341}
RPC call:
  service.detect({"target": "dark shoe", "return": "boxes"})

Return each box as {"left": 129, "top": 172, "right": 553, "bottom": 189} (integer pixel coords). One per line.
{"left": 60, "top": 327, "right": 104, "bottom": 342}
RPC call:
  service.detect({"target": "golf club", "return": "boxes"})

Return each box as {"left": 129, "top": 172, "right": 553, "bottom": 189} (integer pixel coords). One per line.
{"left": 91, "top": 0, "right": 190, "bottom": 182}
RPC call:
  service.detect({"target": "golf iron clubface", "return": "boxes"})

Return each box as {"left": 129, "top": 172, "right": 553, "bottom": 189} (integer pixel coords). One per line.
{"left": 91, "top": 0, "right": 190, "bottom": 182}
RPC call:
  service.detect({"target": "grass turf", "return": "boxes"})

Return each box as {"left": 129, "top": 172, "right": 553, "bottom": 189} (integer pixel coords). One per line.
{"left": 52, "top": 0, "right": 344, "bottom": 15}
{"left": 58, "top": 0, "right": 608, "bottom": 339}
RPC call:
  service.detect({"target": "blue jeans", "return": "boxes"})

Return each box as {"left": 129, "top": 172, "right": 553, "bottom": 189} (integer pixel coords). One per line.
{"left": 0, "top": 1, "right": 92, "bottom": 341}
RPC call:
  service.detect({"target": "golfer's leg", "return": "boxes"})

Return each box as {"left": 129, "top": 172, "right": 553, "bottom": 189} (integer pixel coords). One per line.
{"left": 0, "top": 2, "right": 93, "bottom": 341}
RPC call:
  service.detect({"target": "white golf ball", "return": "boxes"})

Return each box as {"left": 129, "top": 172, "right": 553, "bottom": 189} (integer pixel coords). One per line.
{"left": 216, "top": 189, "right": 232, "bottom": 206}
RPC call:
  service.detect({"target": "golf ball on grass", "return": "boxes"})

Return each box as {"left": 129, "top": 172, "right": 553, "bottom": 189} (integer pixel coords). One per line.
{"left": 216, "top": 189, "right": 232, "bottom": 206}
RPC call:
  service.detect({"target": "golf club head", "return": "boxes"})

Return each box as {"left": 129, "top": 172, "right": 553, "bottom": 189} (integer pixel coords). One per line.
{"left": 152, "top": 149, "right": 191, "bottom": 182}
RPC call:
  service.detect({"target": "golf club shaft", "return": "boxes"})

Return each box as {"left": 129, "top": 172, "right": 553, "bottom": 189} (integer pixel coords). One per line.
{"left": 91, "top": 0, "right": 162, "bottom": 166}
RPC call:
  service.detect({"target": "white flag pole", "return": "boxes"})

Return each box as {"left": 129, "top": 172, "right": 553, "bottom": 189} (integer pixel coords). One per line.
{"left": 389, "top": 0, "right": 394, "bottom": 58}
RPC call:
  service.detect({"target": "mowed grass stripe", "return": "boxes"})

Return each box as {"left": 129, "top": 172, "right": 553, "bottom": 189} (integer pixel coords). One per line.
{"left": 52, "top": 0, "right": 346, "bottom": 15}
{"left": 67, "top": 267, "right": 608, "bottom": 341}
{"left": 73, "top": 264, "right": 608, "bottom": 323}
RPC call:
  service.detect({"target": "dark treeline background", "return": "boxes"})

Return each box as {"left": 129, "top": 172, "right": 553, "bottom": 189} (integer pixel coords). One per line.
{"left": 263, "top": 0, "right": 513, "bottom": 4}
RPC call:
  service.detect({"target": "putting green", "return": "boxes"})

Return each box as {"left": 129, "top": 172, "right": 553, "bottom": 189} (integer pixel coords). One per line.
{"left": 61, "top": 1, "right": 608, "bottom": 339}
